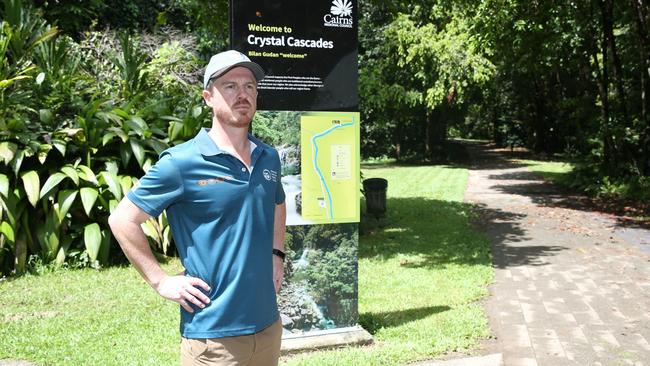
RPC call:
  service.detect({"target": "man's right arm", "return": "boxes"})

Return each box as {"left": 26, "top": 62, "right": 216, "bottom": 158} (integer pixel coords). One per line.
{"left": 108, "top": 197, "right": 211, "bottom": 312}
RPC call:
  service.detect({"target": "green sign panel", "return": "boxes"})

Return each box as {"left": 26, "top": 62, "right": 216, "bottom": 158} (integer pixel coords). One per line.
{"left": 300, "top": 112, "right": 360, "bottom": 224}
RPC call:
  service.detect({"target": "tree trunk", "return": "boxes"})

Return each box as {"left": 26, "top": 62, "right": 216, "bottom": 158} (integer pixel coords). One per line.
{"left": 630, "top": 0, "right": 650, "bottom": 121}
{"left": 630, "top": 0, "right": 650, "bottom": 174}
{"left": 596, "top": 0, "right": 616, "bottom": 172}
{"left": 532, "top": 76, "right": 548, "bottom": 153}
{"left": 427, "top": 107, "right": 447, "bottom": 162}
{"left": 602, "top": 0, "right": 641, "bottom": 174}
{"left": 491, "top": 91, "right": 502, "bottom": 146}
{"left": 424, "top": 109, "right": 431, "bottom": 158}
{"left": 603, "top": 0, "right": 629, "bottom": 123}
{"left": 395, "top": 118, "right": 402, "bottom": 161}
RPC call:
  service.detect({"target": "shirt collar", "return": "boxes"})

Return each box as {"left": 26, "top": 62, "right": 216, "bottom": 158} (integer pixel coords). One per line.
{"left": 195, "top": 128, "right": 223, "bottom": 156}
{"left": 195, "top": 128, "right": 261, "bottom": 157}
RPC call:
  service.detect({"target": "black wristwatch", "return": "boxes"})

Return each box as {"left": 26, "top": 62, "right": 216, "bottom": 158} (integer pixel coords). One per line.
{"left": 272, "top": 248, "right": 286, "bottom": 262}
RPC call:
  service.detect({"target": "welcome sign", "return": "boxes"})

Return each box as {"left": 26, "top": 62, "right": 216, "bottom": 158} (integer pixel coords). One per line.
{"left": 230, "top": 0, "right": 358, "bottom": 111}
{"left": 231, "top": 0, "right": 360, "bottom": 227}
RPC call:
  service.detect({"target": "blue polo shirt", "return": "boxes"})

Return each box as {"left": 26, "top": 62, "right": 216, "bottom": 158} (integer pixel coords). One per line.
{"left": 127, "top": 128, "right": 285, "bottom": 338}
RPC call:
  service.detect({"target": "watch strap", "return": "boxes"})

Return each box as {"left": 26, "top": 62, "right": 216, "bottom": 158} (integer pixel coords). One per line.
{"left": 272, "top": 248, "right": 286, "bottom": 261}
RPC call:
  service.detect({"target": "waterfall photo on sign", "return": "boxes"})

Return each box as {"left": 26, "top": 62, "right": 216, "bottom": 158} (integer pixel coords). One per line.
{"left": 278, "top": 223, "right": 358, "bottom": 333}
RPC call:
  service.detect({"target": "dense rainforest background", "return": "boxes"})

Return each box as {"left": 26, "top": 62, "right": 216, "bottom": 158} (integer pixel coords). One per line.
{"left": 1, "top": 0, "right": 648, "bottom": 275}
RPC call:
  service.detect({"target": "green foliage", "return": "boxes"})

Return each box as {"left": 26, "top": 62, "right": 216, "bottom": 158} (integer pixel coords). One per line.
{"left": 359, "top": 2, "right": 493, "bottom": 161}
{"left": 77, "top": 30, "right": 122, "bottom": 98}
{"left": 301, "top": 238, "right": 357, "bottom": 325}
{"left": 0, "top": 0, "right": 56, "bottom": 121}
{"left": 36, "top": 0, "right": 167, "bottom": 36}
{"left": 467, "top": 0, "right": 650, "bottom": 187}
{"left": 387, "top": 12, "right": 494, "bottom": 109}
{"left": 144, "top": 40, "right": 201, "bottom": 99}
{"left": 32, "top": 0, "right": 229, "bottom": 57}
{"left": 167, "top": 0, "right": 229, "bottom": 57}
{"left": 111, "top": 33, "right": 149, "bottom": 99}
{"left": 0, "top": 0, "right": 210, "bottom": 276}
{"left": 283, "top": 223, "right": 359, "bottom": 327}
{"left": 360, "top": 0, "right": 650, "bottom": 194}
{"left": 252, "top": 111, "right": 301, "bottom": 147}
{"left": 598, "top": 176, "right": 650, "bottom": 201}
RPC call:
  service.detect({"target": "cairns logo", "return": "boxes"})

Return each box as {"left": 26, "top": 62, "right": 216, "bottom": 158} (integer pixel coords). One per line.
{"left": 324, "top": 0, "right": 353, "bottom": 28}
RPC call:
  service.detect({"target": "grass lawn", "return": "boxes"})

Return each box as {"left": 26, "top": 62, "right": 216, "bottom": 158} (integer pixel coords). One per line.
{"left": 515, "top": 159, "right": 574, "bottom": 186}
{"left": 0, "top": 164, "right": 494, "bottom": 366}
{"left": 0, "top": 262, "right": 183, "bottom": 365}
{"left": 285, "top": 165, "right": 493, "bottom": 365}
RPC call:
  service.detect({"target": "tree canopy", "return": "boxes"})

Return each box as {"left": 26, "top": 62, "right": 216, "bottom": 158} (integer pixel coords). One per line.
{"left": 360, "top": 0, "right": 650, "bottom": 196}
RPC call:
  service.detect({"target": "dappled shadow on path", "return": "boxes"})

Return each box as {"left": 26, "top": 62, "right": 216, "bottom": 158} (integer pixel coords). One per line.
{"left": 490, "top": 242, "right": 568, "bottom": 269}
{"left": 359, "top": 197, "right": 567, "bottom": 269}
{"left": 471, "top": 203, "right": 569, "bottom": 269}
{"left": 490, "top": 181, "right": 570, "bottom": 199}
{"left": 487, "top": 166, "right": 566, "bottom": 201}
{"left": 471, "top": 204, "right": 528, "bottom": 246}
{"left": 359, "top": 305, "right": 451, "bottom": 335}
{"left": 464, "top": 141, "right": 650, "bottom": 231}
{"left": 487, "top": 171, "right": 542, "bottom": 181}
{"left": 461, "top": 141, "right": 530, "bottom": 171}
{"left": 491, "top": 181, "right": 650, "bottom": 231}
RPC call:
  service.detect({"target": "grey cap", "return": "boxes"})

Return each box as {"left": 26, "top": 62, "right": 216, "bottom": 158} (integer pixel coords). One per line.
{"left": 203, "top": 50, "right": 265, "bottom": 89}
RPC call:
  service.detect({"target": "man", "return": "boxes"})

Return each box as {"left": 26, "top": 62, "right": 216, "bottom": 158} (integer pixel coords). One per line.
{"left": 109, "top": 50, "right": 287, "bottom": 366}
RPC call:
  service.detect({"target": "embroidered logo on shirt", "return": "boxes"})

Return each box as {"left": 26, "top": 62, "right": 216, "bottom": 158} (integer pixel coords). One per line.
{"left": 197, "top": 175, "right": 233, "bottom": 186}
{"left": 262, "top": 169, "right": 278, "bottom": 182}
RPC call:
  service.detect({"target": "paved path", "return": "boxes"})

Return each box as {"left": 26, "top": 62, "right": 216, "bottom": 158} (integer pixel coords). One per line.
{"left": 464, "top": 143, "right": 650, "bottom": 366}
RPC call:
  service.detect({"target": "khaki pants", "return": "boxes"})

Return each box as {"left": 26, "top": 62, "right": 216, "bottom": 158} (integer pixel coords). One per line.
{"left": 181, "top": 319, "right": 282, "bottom": 366}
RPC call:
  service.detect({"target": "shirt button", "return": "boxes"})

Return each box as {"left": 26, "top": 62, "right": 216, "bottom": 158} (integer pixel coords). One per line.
{"left": 241, "top": 167, "right": 246, "bottom": 172}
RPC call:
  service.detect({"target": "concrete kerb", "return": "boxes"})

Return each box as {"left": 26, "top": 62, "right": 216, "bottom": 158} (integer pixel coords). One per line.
{"left": 409, "top": 353, "right": 503, "bottom": 366}
{"left": 0, "top": 361, "right": 38, "bottom": 366}
{"left": 280, "top": 325, "right": 374, "bottom": 355}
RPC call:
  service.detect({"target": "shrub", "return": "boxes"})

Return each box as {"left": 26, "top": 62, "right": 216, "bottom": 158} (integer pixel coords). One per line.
{"left": 0, "top": 0, "right": 211, "bottom": 276}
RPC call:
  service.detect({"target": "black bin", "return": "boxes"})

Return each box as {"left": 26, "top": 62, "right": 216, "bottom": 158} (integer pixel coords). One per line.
{"left": 362, "top": 178, "right": 388, "bottom": 218}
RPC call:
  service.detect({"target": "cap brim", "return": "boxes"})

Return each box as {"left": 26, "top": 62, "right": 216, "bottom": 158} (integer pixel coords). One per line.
{"left": 205, "top": 62, "right": 265, "bottom": 89}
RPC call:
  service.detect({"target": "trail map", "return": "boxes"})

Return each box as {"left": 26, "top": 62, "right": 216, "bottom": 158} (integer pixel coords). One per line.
{"left": 300, "top": 112, "right": 360, "bottom": 223}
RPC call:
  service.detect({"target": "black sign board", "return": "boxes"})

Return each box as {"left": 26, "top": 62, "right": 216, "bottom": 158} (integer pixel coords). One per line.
{"left": 230, "top": 0, "right": 358, "bottom": 111}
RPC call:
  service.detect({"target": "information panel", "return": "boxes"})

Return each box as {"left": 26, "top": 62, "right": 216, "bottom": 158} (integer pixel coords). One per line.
{"left": 231, "top": 0, "right": 361, "bottom": 338}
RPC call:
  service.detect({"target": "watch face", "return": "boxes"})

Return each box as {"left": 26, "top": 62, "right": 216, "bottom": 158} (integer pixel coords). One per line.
{"left": 231, "top": 0, "right": 358, "bottom": 111}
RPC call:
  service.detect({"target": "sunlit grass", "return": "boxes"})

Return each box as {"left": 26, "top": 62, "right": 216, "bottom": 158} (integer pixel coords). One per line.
{"left": 284, "top": 165, "right": 494, "bottom": 365}
{"left": 515, "top": 159, "right": 573, "bottom": 185}
{"left": 0, "top": 261, "right": 183, "bottom": 365}
{"left": 0, "top": 165, "right": 494, "bottom": 366}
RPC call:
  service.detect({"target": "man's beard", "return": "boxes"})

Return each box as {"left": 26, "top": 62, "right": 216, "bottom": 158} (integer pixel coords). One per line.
{"left": 224, "top": 115, "right": 251, "bottom": 128}
{"left": 217, "top": 104, "right": 254, "bottom": 128}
